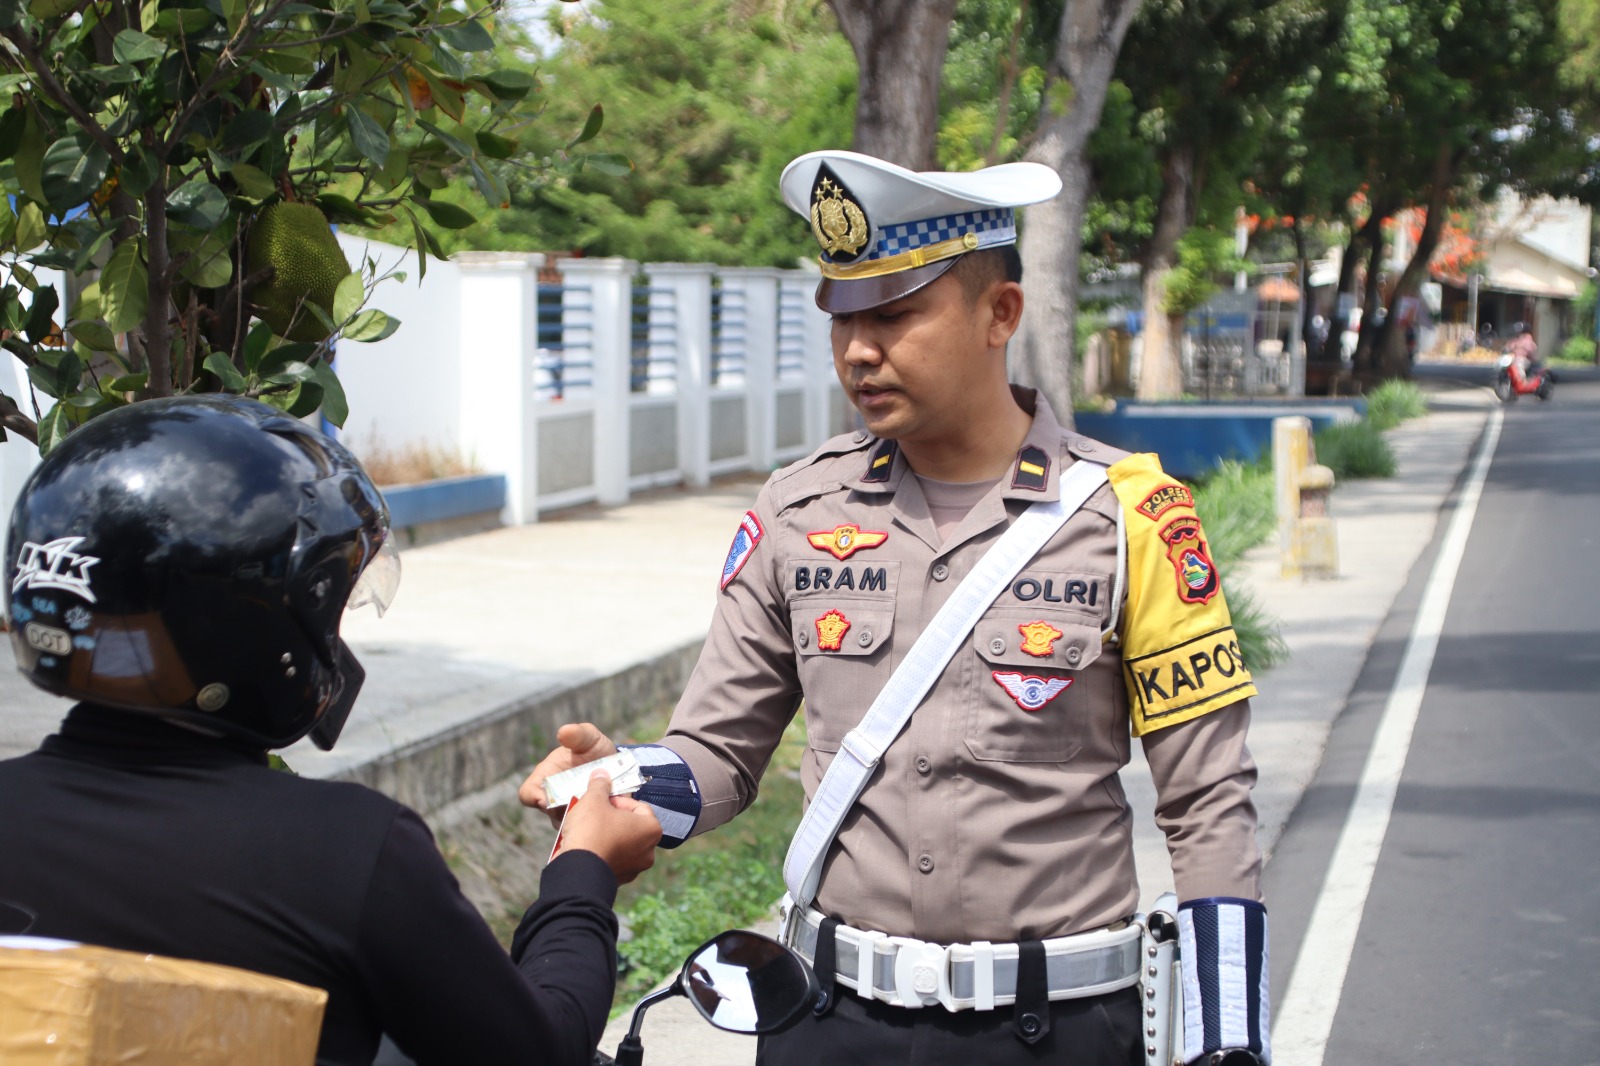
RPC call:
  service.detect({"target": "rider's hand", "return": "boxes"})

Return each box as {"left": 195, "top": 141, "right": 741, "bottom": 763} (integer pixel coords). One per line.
{"left": 558, "top": 771, "right": 662, "bottom": 885}
{"left": 519, "top": 722, "right": 619, "bottom": 828}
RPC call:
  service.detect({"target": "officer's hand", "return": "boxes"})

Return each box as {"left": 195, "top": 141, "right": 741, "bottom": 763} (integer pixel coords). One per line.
{"left": 519, "top": 722, "right": 619, "bottom": 826}
{"left": 559, "top": 771, "right": 662, "bottom": 885}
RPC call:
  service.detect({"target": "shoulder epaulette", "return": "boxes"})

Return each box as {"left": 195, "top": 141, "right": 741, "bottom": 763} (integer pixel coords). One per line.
{"left": 769, "top": 430, "right": 875, "bottom": 512}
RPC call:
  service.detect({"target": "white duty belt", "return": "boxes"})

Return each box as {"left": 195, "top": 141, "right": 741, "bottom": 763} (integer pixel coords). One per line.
{"left": 782, "top": 901, "right": 1142, "bottom": 1012}
{"left": 781, "top": 460, "right": 1111, "bottom": 909}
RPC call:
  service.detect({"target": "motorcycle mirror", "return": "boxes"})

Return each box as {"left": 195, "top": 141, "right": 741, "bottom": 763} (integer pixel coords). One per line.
{"left": 678, "top": 930, "right": 818, "bottom": 1035}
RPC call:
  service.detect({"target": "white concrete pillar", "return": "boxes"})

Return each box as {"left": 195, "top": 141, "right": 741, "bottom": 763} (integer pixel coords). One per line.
{"left": 647, "top": 263, "right": 715, "bottom": 488}
{"left": 559, "top": 257, "right": 638, "bottom": 506}
{"left": 787, "top": 270, "right": 835, "bottom": 450}
{"left": 719, "top": 267, "right": 782, "bottom": 472}
{"left": 457, "top": 252, "right": 543, "bottom": 525}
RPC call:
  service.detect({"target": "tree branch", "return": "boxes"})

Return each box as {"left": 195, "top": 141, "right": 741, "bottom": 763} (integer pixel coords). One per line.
{"left": 0, "top": 391, "right": 39, "bottom": 445}
{"left": 2, "top": 26, "right": 124, "bottom": 162}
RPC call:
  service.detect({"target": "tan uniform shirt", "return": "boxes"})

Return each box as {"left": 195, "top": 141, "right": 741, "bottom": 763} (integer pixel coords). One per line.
{"left": 662, "top": 389, "right": 1262, "bottom": 945}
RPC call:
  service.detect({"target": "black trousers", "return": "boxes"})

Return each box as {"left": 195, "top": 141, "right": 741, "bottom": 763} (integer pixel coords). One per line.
{"left": 757, "top": 985, "right": 1144, "bottom": 1066}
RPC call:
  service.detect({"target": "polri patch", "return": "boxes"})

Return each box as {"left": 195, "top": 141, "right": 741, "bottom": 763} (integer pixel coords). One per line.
{"left": 1160, "top": 515, "right": 1219, "bottom": 604}
{"left": 1011, "top": 445, "right": 1051, "bottom": 491}
{"left": 807, "top": 523, "right": 889, "bottom": 561}
{"left": 993, "top": 671, "right": 1072, "bottom": 711}
{"left": 1018, "top": 620, "right": 1064, "bottom": 658}
{"left": 815, "top": 609, "right": 851, "bottom": 651}
{"left": 1138, "top": 483, "right": 1194, "bottom": 521}
{"left": 720, "top": 510, "right": 765, "bottom": 590}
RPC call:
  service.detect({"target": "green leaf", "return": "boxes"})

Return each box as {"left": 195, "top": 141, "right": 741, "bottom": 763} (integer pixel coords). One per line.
{"left": 315, "top": 193, "right": 378, "bottom": 226}
{"left": 345, "top": 107, "right": 390, "bottom": 167}
{"left": 310, "top": 359, "right": 348, "bottom": 427}
{"left": 416, "top": 118, "right": 474, "bottom": 160}
{"left": 221, "top": 109, "right": 275, "bottom": 155}
{"left": 71, "top": 228, "right": 115, "bottom": 273}
{"left": 475, "top": 69, "right": 536, "bottom": 101}
{"left": 333, "top": 272, "right": 365, "bottom": 323}
{"left": 202, "top": 351, "right": 246, "bottom": 392}
{"left": 13, "top": 200, "right": 43, "bottom": 251}
{"left": 0, "top": 108, "right": 27, "bottom": 161}
{"left": 229, "top": 161, "right": 276, "bottom": 199}
{"left": 100, "top": 240, "right": 148, "bottom": 334}
{"left": 120, "top": 146, "right": 157, "bottom": 197}
{"left": 440, "top": 17, "right": 494, "bottom": 51}
{"left": 13, "top": 111, "right": 45, "bottom": 204}
{"left": 87, "top": 65, "right": 142, "bottom": 86}
{"left": 23, "top": 284, "right": 58, "bottom": 343}
{"left": 264, "top": 359, "right": 316, "bottom": 385}
{"left": 583, "top": 153, "right": 633, "bottom": 177}
{"left": 112, "top": 29, "right": 166, "bottom": 63}
{"left": 69, "top": 320, "right": 117, "bottom": 351}
{"left": 475, "top": 130, "right": 517, "bottom": 160}
{"left": 36, "top": 404, "right": 72, "bottom": 456}
{"left": 568, "top": 104, "right": 603, "bottom": 150}
{"left": 167, "top": 178, "right": 228, "bottom": 229}
{"left": 150, "top": 7, "right": 214, "bottom": 36}
{"left": 27, "top": 0, "right": 76, "bottom": 18}
{"left": 70, "top": 283, "right": 101, "bottom": 322}
{"left": 243, "top": 320, "right": 275, "bottom": 372}
{"left": 343, "top": 308, "right": 398, "bottom": 342}
{"left": 283, "top": 380, "right": 324, "bottom": 418}
{"left": 176, "top": 230, "right": 233, "bottom": 288}
{"left": 0, "top": 0, "right": 25, "bottom": 29}
{"left": 41, "top": 135, "right": 110, "bottom": 215}
{"left": 418, "top": 197, "right": 475, "bottom": 229}
{"left": 258, "top": 341, "right": 316, "bottom": 375}
{"left": 469, "top": 159, "right": 507, "bottom": 208}
{"left": 104, "top": 372, "right": 148, "bottom": 393}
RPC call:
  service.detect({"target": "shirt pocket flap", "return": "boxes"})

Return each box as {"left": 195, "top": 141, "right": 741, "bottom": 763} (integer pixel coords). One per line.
{"left": 973, "top": 608, "right": 1103, "bottom": 671}
{"left": 791, "top": 598, "right": 896, "bottom": 658}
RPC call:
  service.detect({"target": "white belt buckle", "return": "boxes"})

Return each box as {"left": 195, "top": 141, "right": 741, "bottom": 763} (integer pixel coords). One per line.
{"left": 887, "top": 936, "right": 953, "bottom": 1010}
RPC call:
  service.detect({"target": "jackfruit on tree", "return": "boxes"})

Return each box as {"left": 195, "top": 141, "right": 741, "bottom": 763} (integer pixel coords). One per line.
{"left": 247, "top": 202, "right": 350, "bottom": 342}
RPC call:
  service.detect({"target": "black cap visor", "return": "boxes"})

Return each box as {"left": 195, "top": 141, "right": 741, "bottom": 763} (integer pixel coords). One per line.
{"left": 814, "top": 256, "right": 962, "bottom": 314}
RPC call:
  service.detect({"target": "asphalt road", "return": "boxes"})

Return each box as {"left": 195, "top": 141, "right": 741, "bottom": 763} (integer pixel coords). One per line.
{"left": 1266, "top": 370, "right": 1600, "bottom": 1064}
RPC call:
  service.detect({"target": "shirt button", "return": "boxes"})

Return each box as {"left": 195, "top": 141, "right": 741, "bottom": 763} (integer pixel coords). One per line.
{"left": 858, "top": 629, "right": 873, "bottom": 647}
{"left": 853, "top": 430, "right": 869, "bottom": 443}
{"left": 1079, "top": 441, "right": 1095, "bottom": 453}
{"left": 915, "top": 755, "right": 932, "bottom": 775}
{"left": 1019, "top": 1013, "right": 1042, "bottom": 1036}
{"left": 989, "top": 637, "right": 1006, "bottom": 655}
{"left": 797, "top": 628, "right": 810, "bottom": 648}
{"left": 1065, "top": 646, "right": 1081, "bottom": 665}
{"left": 932, "top": 563, "right": 949, "bottom": 581}
{"left": 918, "top": 853, "right": 934, "bottom": 873}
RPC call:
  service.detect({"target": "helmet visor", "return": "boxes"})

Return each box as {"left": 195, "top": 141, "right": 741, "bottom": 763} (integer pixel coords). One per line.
{"left": 346, "top": 535, "right": 401, "bottom": 618}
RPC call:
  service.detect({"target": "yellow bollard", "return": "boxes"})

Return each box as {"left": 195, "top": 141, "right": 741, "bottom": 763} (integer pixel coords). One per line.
{"left": 1275, "top": 416, "right": 1339, "bottom": 579}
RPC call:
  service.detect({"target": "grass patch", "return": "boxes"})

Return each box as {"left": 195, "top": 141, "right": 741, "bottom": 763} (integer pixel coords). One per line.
{"left": 1187, "top": 458, "right": 1288, "bottom": 670}
{"left": 1364, "top": 379, "right": 1427, "bottom": 430}
{"left": 609, "top": 715, "right": 806, "bottom": 1016}
{"left": 1553, "top": 335, "right": 1597, "bottom": 365}
{"left": 1314, "top": 420, "right": 1396, "bottom": 479}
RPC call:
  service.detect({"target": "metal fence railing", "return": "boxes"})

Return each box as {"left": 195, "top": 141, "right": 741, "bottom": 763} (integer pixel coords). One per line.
{"left": 711, "top": 281, "right": 747, "bottom": 387}
{"left": 633, "top": 280, "right": 679, "bottom": 394}
{"left": 536, "top": 282, "right": 593, "bottom": 401}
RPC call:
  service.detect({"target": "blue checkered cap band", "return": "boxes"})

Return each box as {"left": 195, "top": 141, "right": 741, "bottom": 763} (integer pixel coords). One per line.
{"left": 875, "top": 208, "right": 1015, "bottom": 259}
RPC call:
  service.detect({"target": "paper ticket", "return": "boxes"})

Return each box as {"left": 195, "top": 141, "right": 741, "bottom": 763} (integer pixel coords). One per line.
{"left": 541, "top": 750, "right": 644, "bottom": 808}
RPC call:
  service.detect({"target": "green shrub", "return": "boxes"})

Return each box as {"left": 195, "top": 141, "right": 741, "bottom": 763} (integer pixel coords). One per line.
{"left": 1190, "top": 459, "right": 1275, "bottom": 567}
{"left": 1364, "top": 379, "right": 1428, "bottom": 431}
{"left": 1224, "top": 580, "right": 1290, "bottom": 671}
{"left": 1315, "top": 420, "right": 1396, "bottom": 479}
{"left": 1555, "top": 334, "right": 1597, "bottom": 365}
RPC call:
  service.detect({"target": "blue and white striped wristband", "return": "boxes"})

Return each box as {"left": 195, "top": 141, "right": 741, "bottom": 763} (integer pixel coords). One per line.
{"left": 1179, "top": 896, "right": 1271, "bottom": 1065}
{"left": 618, "top": 744, "right": 700, "bottom": 848}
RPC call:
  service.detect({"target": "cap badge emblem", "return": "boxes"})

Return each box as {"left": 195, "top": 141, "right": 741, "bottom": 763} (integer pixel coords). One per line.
{"left": 1018, "top": 621, "right": 1064, "bottom": 658}
{"left": 807, "top": 524, "right": 889, "bottom": 561}
{"left": 810, "top": 165, "right": 870, "bottom": 260}
{"left": 815, "top": 609, "right": 851, "bottom": 652}
{"left": 1160, "top": 516, "right": 1220, "bottom": 604}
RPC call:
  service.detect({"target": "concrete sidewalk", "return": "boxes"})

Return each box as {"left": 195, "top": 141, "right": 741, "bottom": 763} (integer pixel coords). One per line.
{"left": 0, "top": 385, "right": 1495, "bottom": 1063}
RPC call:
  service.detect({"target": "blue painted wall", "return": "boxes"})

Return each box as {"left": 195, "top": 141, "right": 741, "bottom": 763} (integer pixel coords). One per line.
{"left": 1074, "top": 400, "right": 1365, "bottom": 480}
{"left": 382, "top": 473, "right": 507, "bottom": 528}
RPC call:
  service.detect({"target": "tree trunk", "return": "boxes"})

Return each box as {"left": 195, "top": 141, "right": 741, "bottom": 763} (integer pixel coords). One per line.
{"left": 827, "top": 0, "right": 960, "bottom": 169}
{"left": 1377, "top": 141, "right": 1459, "bottom": 377}
{"left": 1352, "top": 206, "right": 1390, "bottom": 373}
{"left": 1012, "top": 0, "right": 1142, "bottom": 427}
{"left": 1135, "top": 143, "right": 1195, "bottom": 399}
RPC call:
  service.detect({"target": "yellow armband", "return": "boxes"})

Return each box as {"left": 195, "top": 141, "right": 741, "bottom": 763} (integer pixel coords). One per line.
{"left": 1107, "top": 454, "right": 1257, "bottom": 735}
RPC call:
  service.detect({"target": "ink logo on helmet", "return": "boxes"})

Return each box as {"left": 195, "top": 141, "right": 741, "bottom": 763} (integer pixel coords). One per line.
{"left": 1159, "top": 516, "right": 1219, "bottom": 604}
{"left": 809, "top": 164, "right": 871, "bottom": 262}
{"left": 12, "top": 537, "right": 99, "bottom": 603}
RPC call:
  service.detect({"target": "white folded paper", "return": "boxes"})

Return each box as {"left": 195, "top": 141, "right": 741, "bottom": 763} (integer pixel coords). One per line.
{"left": 541, "top": 750, "right": 644, "bottom": 808}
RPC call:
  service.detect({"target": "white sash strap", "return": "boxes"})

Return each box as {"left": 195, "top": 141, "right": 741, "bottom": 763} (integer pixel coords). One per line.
{"left": 781, "top": 460, "right": 1111, "bottom": 908}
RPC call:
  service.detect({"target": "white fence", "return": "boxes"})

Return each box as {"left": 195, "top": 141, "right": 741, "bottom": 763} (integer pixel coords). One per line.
{"left": 0, "top": 238, "right": 851, "bottom": 529}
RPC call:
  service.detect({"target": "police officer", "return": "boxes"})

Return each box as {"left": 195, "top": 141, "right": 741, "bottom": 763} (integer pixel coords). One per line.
{"left": 0, "top": 396, "right": 662, "bottom": 1066}
{"left": 523, "top": 151, "right": 1270, "bottom": 1065}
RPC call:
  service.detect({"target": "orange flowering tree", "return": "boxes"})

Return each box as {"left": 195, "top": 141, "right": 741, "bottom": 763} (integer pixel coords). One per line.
{"left": 0, "top": 0, "right": 598, "bottom": 451}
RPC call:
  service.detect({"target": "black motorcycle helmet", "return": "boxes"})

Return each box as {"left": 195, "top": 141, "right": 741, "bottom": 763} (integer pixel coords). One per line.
{"left": 4, "top": 396, "right": 399, "bottom": 750}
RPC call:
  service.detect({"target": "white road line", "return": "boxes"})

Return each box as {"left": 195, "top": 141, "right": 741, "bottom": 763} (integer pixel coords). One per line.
{"left": 1272, "top": 407, "right": 1504, "bottom": 1065}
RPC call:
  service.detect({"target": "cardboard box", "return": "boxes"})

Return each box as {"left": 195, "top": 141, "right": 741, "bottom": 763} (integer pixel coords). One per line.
{"left": 0, "top": 938, "right": 327, "bottom": 1065}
